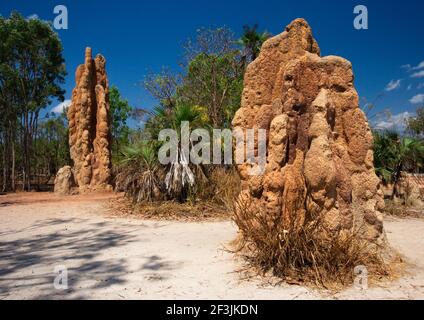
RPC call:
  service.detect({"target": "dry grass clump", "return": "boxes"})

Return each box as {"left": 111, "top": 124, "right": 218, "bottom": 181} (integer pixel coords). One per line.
{"left": 114, "top": 163, "right": 165, "bottom": 202}
{"left": 383, "top": 199, "right": 423, "bottom": 219}
{"left": 108, "top": 196, "right": 230, "bottom": 221}
{"left": 192, "top": 166, "right": 241, "bottom": 210}
{"left": 232, "top": 199, "right": 398, "bottom": 289}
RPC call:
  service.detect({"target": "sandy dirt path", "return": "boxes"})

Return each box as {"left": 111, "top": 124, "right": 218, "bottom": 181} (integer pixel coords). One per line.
{"left": 0, "top": 193, "right": 423, "bottom": 300}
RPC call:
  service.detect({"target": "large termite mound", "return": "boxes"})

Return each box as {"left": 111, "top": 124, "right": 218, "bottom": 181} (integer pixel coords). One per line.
{"left": 233, "top": 19, "right": 385, "bottom": 242}
{"left": 66, "top": 47, "right": 112, "bottom": 193}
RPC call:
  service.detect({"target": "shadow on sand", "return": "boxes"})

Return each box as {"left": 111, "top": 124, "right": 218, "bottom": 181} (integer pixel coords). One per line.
{"left": 0, "top": 217, "right": 181, "bottom": 299}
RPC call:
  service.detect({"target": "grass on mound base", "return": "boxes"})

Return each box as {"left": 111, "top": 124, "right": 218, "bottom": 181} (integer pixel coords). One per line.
{"left": 231, "top": 200, "right": 404, "bottom": 290}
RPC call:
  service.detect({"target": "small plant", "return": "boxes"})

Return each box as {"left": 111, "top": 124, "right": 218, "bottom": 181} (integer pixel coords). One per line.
{"left": 115, "top": 142, "right": 164, "bottom": 203}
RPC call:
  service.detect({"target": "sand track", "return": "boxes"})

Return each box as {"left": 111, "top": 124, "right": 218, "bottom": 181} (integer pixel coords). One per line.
{"left": 0, "top": 193, "right": 423, "bottom": 300}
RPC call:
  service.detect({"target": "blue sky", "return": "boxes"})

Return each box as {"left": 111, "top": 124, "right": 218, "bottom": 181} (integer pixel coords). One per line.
{"left": 1, "top": 0, "right": 424, "bottom": 130}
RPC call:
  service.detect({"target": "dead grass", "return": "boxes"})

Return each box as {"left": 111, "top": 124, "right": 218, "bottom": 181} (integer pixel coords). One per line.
{"left": 108, "top": 197, "right": 231, "bottom": 222}
{"left": 383, "top": 199, "right": 424, "bottom": 219}
{"left": 190, "top": 166, "right": 241, "bottom": 209}
{"left": 231, "top": 198, "right": 401, "bottom": 290}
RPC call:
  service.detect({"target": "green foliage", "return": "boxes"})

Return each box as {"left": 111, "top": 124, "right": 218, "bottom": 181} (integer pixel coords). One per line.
{"left": 136, "top": 26, "right": 251, "bottom": 203}
{"left": 374, "top": 131, "right": 398, "bottom": 184}
{"left": 33, "top": 112, "right": 70, "bottom": 184}
{"left": 120, "top": 142, "right": 157, "bottom": 170}
{"left": 407, "top": 106, "right": 424, "bottom": 136}
{"left": 115, "top": 142, "right": 163, "bottom": 203}
{"left": 238, "top": 24, "right": 271, "bottom": 63}
{"left": 172, "top": 103, "right": 205, "bottom": 129}
{"left": 139, "top": 101, "right": 217, "bottom": 202}
{"left": 142, "top": 26, "right": 246, "bottom": 136}
{"left": 0, "top": 12, "right": 66, "bottom": 107}
{"left": 373, "top": 130, "right": 424, "bottom": 198}
{"left": 177, "top": 51, "right": 244, "bottom": 127}
{"left": 143, "top": 106, "right": 170, "bottom": 140}
{"left": 109, "top": 86, "right": 132, "bottom": 160}
{"left": 144, "top": 100, "right": 209, "bottom": 142}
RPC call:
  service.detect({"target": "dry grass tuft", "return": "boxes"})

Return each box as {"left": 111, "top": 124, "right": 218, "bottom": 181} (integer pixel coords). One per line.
{"left": 383, "top": 199, "right": 424, "bottom": 219}
{"left": 232, "top": 198, "right": 400, "bottom": 290}
{"left": 192, "top": 166, "right": 241, "bottom": 210}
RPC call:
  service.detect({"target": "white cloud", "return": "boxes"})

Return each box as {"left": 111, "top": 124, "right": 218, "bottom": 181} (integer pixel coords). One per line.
{"left": 385, "top": 79, "right": 401, "bottom": 92}
{"left": 27, "top": 14, "right": 39, "bottom": 20}
{"left": 410, "top": 94, "right": 424, "bottom": 104}
{"left": 51, "top": 100, "right": 71, "bottom": 114}
{"left": 401, "top": 64, "right": 411, "bottom": 71}
{"left": 403, "top": 61, "right": 424, "bottom": 77}
{"left": 407, "top": 84, "right": 413, "bottom": 91}
{"left": 411, "top": 70, "right": 424, "bottom": 78}
{"left": 412, "top": 61, "right": 424, "bottom": 71}
{"left": 373, "top": 112, "right": 412, "bottom": 132}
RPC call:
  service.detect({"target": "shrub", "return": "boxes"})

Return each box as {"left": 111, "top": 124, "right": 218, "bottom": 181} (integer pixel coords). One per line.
{"left": 114, "top": 143, "right": 164, "bottom": 202}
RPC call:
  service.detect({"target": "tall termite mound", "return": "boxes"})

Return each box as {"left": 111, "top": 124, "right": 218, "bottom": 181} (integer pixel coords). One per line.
{"left": 66, "top": 47, "right": 112, "bottom": 193}
{"left": 233, "top": 19, "right": 385, "bottom": 242}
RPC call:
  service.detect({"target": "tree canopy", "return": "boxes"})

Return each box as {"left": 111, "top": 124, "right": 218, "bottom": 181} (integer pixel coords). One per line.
{"left": 109, "top": 85, "right": 132, "bottom": 158}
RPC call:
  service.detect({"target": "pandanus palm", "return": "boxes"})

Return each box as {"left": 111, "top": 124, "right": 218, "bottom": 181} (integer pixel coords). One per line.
{"left": 164, "top": 103, "right": 206, "bottom": 200}
{"left": 239, "top": 24, "right": 271, "bottom": 64}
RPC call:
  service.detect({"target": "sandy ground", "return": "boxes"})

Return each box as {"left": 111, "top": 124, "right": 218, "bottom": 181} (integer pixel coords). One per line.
{"left": 0, "top": 192, "right": 423, "bottom": 300}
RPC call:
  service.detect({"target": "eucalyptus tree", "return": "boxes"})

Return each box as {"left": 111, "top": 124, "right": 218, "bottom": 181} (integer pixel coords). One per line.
{"left": 0, "top": 12, "right": 66, "bottom": 190}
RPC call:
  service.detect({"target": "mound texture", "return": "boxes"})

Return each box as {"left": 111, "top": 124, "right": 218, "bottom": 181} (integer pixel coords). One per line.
{"left": 67, "top": 47, "right": 112, "bottom": 192}
{"left": 233, "top": 19, "right": 385, "bottom": 242}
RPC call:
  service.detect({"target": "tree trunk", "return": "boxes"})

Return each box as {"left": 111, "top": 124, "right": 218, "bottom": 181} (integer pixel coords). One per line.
{"left": 391, "top": 164, "right": 403, "bottom": 200}
{"left": 2, "top": 138, "right": 6, "bottom": 192}
{"left": 11, "top": 138, "right": 15, "bottom": 192}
